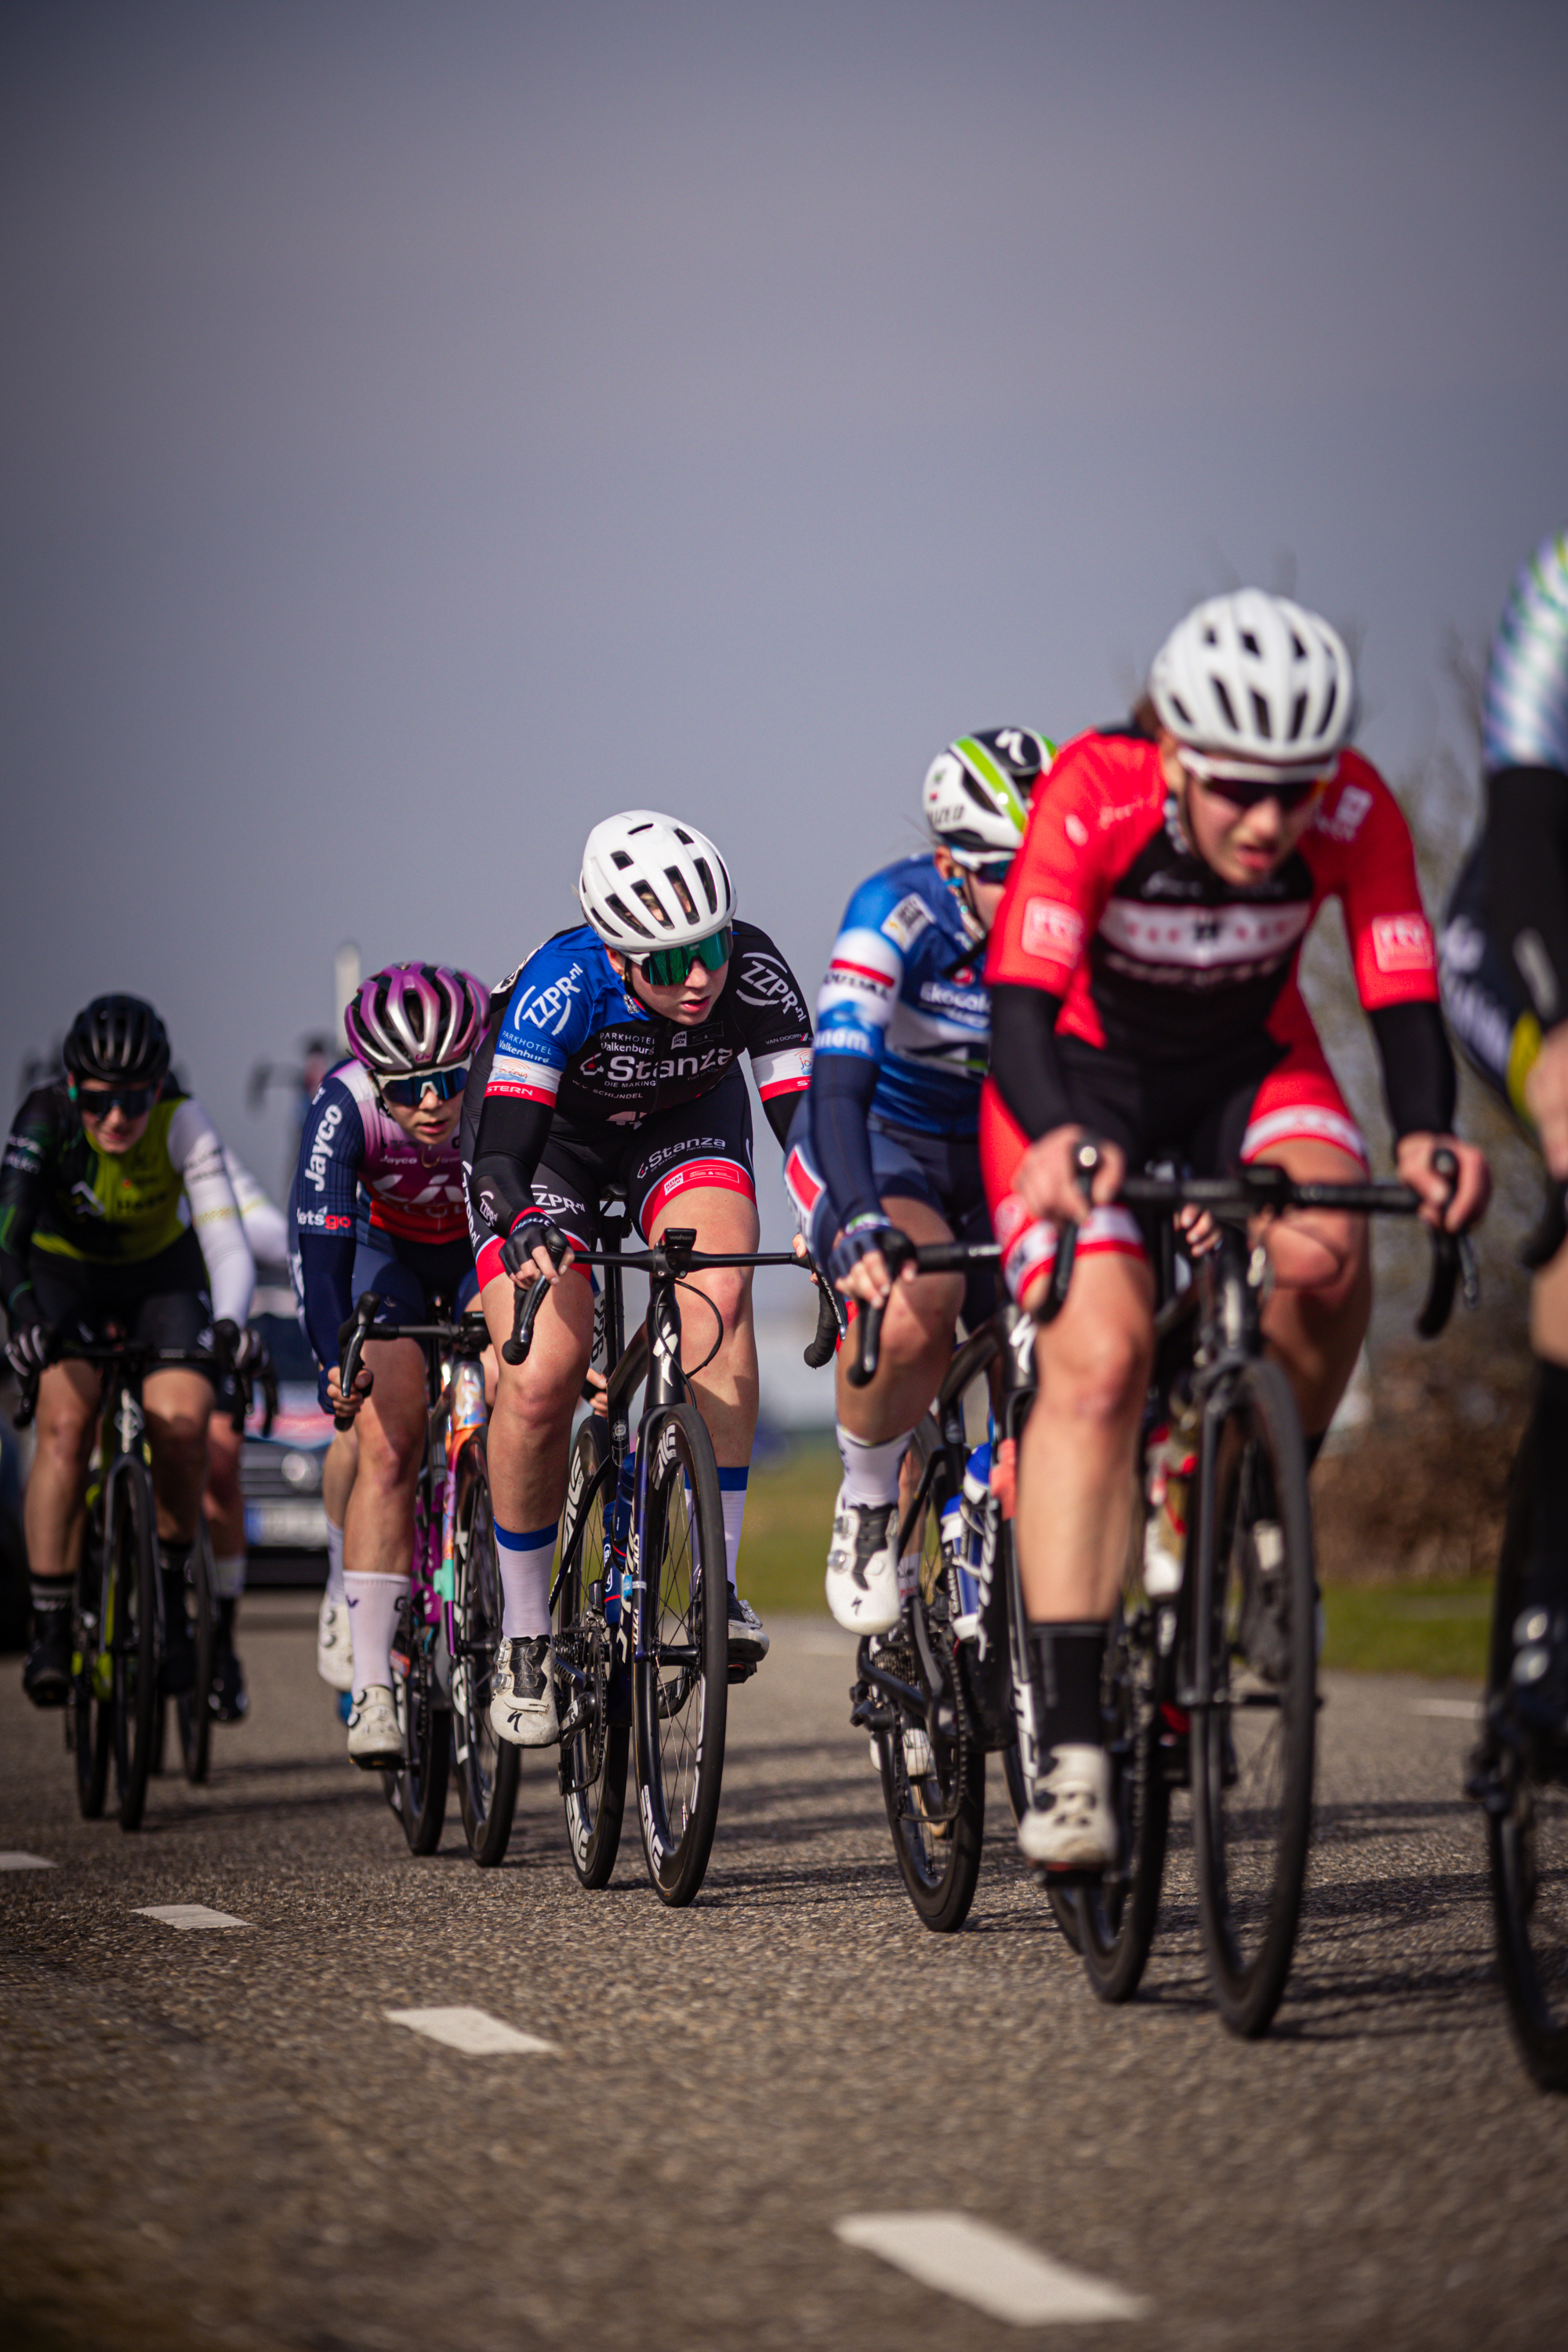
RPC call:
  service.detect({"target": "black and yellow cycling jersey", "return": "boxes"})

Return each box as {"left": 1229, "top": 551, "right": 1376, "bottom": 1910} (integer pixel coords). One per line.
{"left": 0, "top": 1080, "right": 253, "bottom": 1323}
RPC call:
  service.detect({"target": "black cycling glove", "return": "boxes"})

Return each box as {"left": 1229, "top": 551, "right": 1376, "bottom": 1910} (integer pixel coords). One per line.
{"left": 500, "top": 1213, "right": 572, "bottom": 1280}
{"left": 4, "top": 1300, "right": 50, "bottom": 1380}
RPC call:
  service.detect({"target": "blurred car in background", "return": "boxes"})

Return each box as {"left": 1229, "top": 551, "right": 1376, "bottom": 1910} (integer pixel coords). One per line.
{"left": 242, "top": 1281, "right": 332, "bottom": 1570}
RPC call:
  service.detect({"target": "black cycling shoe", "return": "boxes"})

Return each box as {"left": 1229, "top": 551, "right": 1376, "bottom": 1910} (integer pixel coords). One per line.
{"left": 209, "top": 1645, "right": 248, "bottom": 1722}
{"left": 22, "top": 1613, "right": 73, "bottom": 1709}
{"left": 161, "top": 1568, "right": 196, "bottom": 1696}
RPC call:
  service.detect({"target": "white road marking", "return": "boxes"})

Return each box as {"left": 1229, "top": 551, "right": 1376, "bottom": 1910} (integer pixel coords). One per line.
{"left": 0, "top": 1852, "right": 57, "bottom": 1870}
{"left": 134, "top": 1904, "right": 249, "bottom": 1929}
{"left": 386, "top": 2005, "right": 558, "bottom": 2056}
{"left": 835, "top": 2212, "right": 1148, "bottom": 2325}
{"left": 1410, "top": 1699, "right": 1482, "bottom": 1720}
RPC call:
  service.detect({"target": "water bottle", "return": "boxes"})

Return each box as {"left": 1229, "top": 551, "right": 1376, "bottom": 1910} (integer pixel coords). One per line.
{"left": 938, "top": 1442, "right": 991, "bottom": 1628}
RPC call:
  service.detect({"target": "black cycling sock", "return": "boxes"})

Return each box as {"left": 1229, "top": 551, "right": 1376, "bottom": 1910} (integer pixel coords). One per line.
{"left": 1028, "top": 1622, "right": 1107, "bottom": 1751}
{"left": 162, "top": 1544, "right": 194, "bottom": 1635}
{"left": 1522, "top": 1359, "right": 1568, "bottom": 1614}
{"left": 217, "top": 1597, "right": 238, "bottom": 1647}
{"left": 29, "top": 1577, "right": 71, "bottom": 1624}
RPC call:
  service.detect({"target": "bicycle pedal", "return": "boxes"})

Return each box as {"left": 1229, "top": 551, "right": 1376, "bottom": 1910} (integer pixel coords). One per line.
{"left": 727, "top": 1661, "right": 757, "bottom": 1686}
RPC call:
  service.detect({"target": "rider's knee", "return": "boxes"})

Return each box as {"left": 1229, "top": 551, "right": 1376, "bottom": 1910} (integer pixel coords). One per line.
{"left": 1045, "top": 1312, "right": 1150, "bottom": 1431}
{"left": 691, "top": 1267, "right": 751, "bottom": 1345}
{"left": 145, "top": 1408, "right": 209, "bottom": 1476}
{"left": 493, "top": 1360, "right": 583, "bottom": 1448}
{"left": 880, "top": 1273, "right": 962, "bottom": 1372}
{"left": 358, "top": 1400, "right": 423, "bottom": 1489}
{"left": 1274, "top": 1214, "right": 1369, "bottom": 1313}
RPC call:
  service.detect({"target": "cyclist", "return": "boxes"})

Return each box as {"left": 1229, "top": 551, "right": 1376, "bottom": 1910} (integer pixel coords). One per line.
{"left": 982, "top": 590, "right": 1489, "bottom": 1870}
{"left": 1438, "top": 528, "right": 1568, "bottom": 1732}
{"left": 1, "top": 996, "right": 256, "bottom": 1705}
{"left": 783, "top": 729, "right": 1054, "bottom": 1630}
{"left": 465, "top": 810, "right": 813, "bottom": 1745}
{"left": 289, "top": 964, "right": 488, "bottom": 1766}
{"left": 199, "top": 1152, "right": 291, "bottom": 1722}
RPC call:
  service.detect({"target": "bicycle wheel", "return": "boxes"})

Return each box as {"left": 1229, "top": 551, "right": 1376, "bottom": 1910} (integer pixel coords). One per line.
{"left": 876, "top": 1441, "right": 984, "bottom": 1932}
{"left": 387, "top": 1524, "right": 451, "bottom": 1854}
{"left": 452, "top": 1430, "right": 521, "bottom": 1867}
{"left": 1190, "top": 1357, "right": 1316, "bottom": 2037}
{"left": 107, "top": 1467, "right": 160, "bottom": 1832}
{"left": 1078, "top": 1604, "right": 1169, "bottom": 2002}
{"left": 175, "top": 1524, "right": 216, "bottom": 1784}
{"left": 71, "top": 1533, "right": 112, "bottom": 1820}
{"left": 555, "top": 1416, "right": 629, "bottom": 1890}
{"left": 632, "top": 1403, "right": 728, "bottom": 1907}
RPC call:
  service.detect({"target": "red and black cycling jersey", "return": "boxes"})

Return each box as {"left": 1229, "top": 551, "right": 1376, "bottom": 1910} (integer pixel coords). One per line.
{"left": 985, "top": 730, "right": 1454, "bottom": 1142}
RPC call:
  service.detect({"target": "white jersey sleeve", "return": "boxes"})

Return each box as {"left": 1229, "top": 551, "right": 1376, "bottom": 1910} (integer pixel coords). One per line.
{"left": 166, "top": 1098, "right": 255, "bottom": 1326}
{"left": 223, "top": 1148, "right": 289, "bottom": 1268}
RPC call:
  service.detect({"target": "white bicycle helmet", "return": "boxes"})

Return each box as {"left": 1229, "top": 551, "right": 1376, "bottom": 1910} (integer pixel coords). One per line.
{"left": 578, "top": 811, "right": 736, "bottom": 950}
{"left": 923, "top": 728, "right": 1055, "bottom": 867}
{"left": 1149, "top": 590, "right": 1356, "bottom": 786}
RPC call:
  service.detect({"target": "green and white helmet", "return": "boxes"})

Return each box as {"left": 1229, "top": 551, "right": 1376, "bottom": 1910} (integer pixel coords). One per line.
{"left": 922, "top": 728, "right": 1054, "bottom": 869}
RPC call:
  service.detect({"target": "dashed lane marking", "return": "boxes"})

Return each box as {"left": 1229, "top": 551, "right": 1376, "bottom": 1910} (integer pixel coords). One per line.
{"left": 1410, "top": 1699, "right": 1482, "bottom": 1720}
{"left": 835, "top": 2212, "right": 1149, "bottom": 2326}
{"left": 134, "top": 1905, "right": 250, "bottom": 1929}
{"left": 386, "top": 2006, "right": 558, "bottom": 2056}
{"left": 0, "top": 1852, "right": 57, "bottom": 1870}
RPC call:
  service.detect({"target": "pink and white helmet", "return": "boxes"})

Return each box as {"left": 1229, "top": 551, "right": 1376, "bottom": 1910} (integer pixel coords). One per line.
{"left": 343, "top": 964, "right": 488, "bottom": 1076}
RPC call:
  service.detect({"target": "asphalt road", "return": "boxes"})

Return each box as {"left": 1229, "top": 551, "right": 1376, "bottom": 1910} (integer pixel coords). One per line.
{"left": 2, "top": 1600, "right": 1566, "bottom": 2352}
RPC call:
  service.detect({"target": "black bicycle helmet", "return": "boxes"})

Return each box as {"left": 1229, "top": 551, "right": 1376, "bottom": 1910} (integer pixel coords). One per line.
{"left": 62, "top": 994, "right": 172, "bottom": 1088}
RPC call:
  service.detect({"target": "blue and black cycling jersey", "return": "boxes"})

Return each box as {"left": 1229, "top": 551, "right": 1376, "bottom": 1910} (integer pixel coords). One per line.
{"left": 806, "top": 852, "right": 991, "bottom": 1232}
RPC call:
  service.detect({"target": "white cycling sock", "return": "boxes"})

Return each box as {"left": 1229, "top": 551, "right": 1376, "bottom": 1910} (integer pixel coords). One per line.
{"left": 719, "top": 1468, "right": 748, "bottom": 1592}
{"left": 325, "top": 1519, "right": 346, "bottom": 1604}
{"left": 837, "top": 1425, "right": 910, "bottom": 1510}
{"left": 211, "top": 1552, "right": 246, "bottom": 1601}
{"left": 344, "top": 1572, "right": 402, "bottom": 1693}
{"left": 495, "top": 1522, "right": 557, "bottom": 1641}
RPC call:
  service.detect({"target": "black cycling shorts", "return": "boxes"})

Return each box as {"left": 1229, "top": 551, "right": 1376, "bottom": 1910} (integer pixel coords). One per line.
{"left": 352, "top": 1229, "right": 480, "bottom": 1328}
{"left": 474, "top": 1065, "right": 757, "bottom": 1288}
{"left": 28, "top": 1229, "right": 218, "bottom": 1381}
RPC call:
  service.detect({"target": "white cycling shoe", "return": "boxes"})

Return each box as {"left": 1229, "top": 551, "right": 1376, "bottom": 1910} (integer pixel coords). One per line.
{"left": 489, "top": 1636, "right": 560, "bottom": 1748}
{"left": 1016, "top": 1744, "right": 1117, "bottom": 1871}
{"left": 316, "top": 1595, "right": 354, "bottom": 1693}
{"left": 824, "top": 1490, "right": 900, "bottom": 1633}
{"left": 346, "top": 1684, "right": 403, "bottom": 1769}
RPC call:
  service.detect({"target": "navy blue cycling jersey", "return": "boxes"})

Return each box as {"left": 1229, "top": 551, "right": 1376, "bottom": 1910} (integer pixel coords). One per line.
{"left": 811, "top": 854, "right": 991, "bottom": 1136}
{"left": 289, "top": 1058, "right": 469, "bottom": 1377}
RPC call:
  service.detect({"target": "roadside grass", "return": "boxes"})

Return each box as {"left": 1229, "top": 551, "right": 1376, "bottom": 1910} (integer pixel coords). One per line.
{"left": 742, "top": 1433, "right": 1494, "bottom": 1682}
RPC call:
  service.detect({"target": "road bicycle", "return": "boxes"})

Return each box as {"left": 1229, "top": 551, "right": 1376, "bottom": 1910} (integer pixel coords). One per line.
{"left": 848, "top": 1147, "right": 1468, "bottom": 2034}
{"left": 336, "top": 1297, "right": 514, "bottom": 1862}
{"left": 506, "top": 1210, "right": 838, "bottom": 1907}
{"left": 18, "top": 1335, "right": 260, "bottom": 1831}
{"left": 1468, "top": 1194, "right": 1568, "bottom": 2091}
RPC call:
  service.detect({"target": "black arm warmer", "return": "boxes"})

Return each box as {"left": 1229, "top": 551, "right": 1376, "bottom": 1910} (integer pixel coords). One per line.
{"left": 808, "top": 1054, "right": 884, "bottom": 1231}
{"left": 760, "top": 1088, "right": 798, "bottom": 1153}
{"left": 1486, "top": 764, "right": 1568, "bottom": 1025}
{"left": 1367, "top": 1001, "right": 1457, "bottom": 1140}
{"left": 468, "top": 1092, "right": 555, "bottom": 1239}
{"left": 989, "top": 984, "right": 1072, "bottom": 1140}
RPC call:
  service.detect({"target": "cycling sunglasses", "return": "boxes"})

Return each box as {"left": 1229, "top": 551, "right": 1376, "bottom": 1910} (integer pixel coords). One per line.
{"left": 73, "top": 1080, "right": 158, "bottom": 1119}
{"left": 964, "top": 855, "right": 1015, "bottom": 886}
{"left": 1187, "top": 766, "right": 1328, "bottom": 814}
{"left": 631, "top": 925, "right": 734, "bottom": 988}
{"left": 379, "top": 1062, "right": 470, "bottom": 1109}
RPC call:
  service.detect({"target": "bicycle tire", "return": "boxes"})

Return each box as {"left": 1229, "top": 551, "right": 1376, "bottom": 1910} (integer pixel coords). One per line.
{"left": 108, "top": 1466, "right": 160, "bottom": 1832}
{"left": 632, "top": 1403, "right": 728, "bottom": 1907}
{"left": 555, "top": 1416, "right": 629, "bottom": 1890}
{"left": 387, "top": 1505, "right": 451, "bottom": 1855}
{"left": 1190, "top": 1356, "right": 1316, "bottom": 2037}
{"left": 176, "top": 1523, "right": 216, "bottom": 1784}
{"left": 877, "top": 1437, "right": 984, "bottom": 1932}
{"left": 452, "top": 1430, "right": 521, "bottom": 1867}
{"left": 1078, "top": 1604, "right": 1169, "bottom": 2003}
{"left": 1480, "top": 1426, "right": 1568, "bottom": 2089}
{"left": 71, "top": 1535, "right": 112, "bottom": 1820}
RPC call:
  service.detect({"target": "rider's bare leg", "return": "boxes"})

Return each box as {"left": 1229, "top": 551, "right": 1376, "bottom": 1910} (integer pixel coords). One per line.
{"left": 1252, "top": 1138, "right": 1371, "bottom": 1442}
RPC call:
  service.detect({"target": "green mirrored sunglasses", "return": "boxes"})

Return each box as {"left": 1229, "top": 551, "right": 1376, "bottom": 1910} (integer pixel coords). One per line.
{"left": 633, "top": 926, "right": 734, "bottom": 988}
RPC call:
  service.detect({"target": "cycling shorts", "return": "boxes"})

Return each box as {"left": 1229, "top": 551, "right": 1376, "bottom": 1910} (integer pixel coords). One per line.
{"left": 28, "top": 1229, "right": 218, "bottom": 1379}
{"left": 352, "top": 1231, "right": 480, "bottom": 1330}
{"left": 782, "top": 1100, "right": 998, "bottom": 1333}
{"left": 474, "top": 1064, "right": 757, "bottom": 1290}
{"left": 980, "top": 1024, "right": 1368, "bottom": 1304}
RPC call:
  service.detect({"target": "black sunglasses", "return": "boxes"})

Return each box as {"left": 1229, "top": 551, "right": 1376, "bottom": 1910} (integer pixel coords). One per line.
{"left": 74, "top": 1080, "right": 158, "bottom": 1119}
{"left": 1189, "top": 767, "right": 1327, "bottom": 815}
{"left": 379, "top": 1063, "right": 470, "bottom": 1109}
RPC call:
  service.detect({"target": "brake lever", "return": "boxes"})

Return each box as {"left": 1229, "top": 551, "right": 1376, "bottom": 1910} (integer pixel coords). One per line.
{"left": 1037, "top": 1137, "right": 1101, "bottom": 1327}
{"left": 803, "top": 1269, "right": 843, "bottom": 1370}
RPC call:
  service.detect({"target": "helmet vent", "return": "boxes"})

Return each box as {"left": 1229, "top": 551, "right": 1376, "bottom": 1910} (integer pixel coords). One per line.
{"left": 1240, "top": 630, "right": 1261, "bottom": 658}
{"left": 673, "top": 826, "right": 694, "bottom": 845}
{"left": 632, "top": 880, "right": 674, "bottom": 930}
{"left": 1289, "top": 692, "right": 1308, "bottom": 742}
{"left": 610, "top": 850, "right": 633, "bottom": 870}
{"left": 1250, "top": 691, "right": 1272, "bottom": 741}
{"left": 1212, "top": 678, "right": 1239, "bottom": 731}
{"left": 692, "top": 856, "right": 717, "bottom": 912}
{"left": 1320, "top": 677, "right": 1338, "bottom": 733}
{"left": 604, "top": 891, "right": 655, "bottom": 940}
{"left": 665, "top": 867, "right": 700, "bottom": 924}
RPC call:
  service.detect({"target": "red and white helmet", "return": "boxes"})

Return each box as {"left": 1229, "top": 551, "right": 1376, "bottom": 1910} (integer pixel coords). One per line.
{"left": 343, "top": 964, "right": 487, "bottom": 1076}
{"left": 1149, "top": 590, "right": 1356, "bottom": 786}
